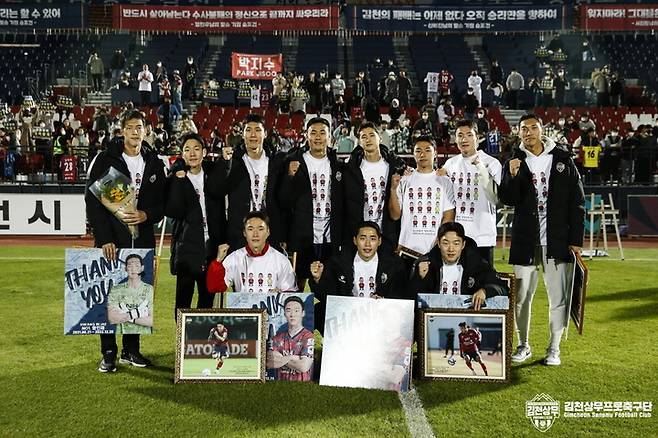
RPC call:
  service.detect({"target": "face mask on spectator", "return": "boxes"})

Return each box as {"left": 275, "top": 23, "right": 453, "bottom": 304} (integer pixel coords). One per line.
{"left": 477, "top": 112, "right": 484, "bottom": 118}
{"left": 581, "top": 117, "right": 587, "bottom": 122}
{"left": 558, "top": 119, "right": 565, "bottom": 126}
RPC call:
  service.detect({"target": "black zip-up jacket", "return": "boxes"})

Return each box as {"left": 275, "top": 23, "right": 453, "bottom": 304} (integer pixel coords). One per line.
{"left": 342, "top": 145, "right": 405, "bottom": 248}
{"left": 499, "top": 141, "right": 585, "bottom": 265}
{"left": 206, "top": 145, "right": 286, "bottom": 249}
{"left": 408, "top": 237, "right": 509, "bottom": 297}
{"left": 165, "top": 160, "right": 226, "bottom": 275}
{"left": 278, "top": 145, "right": 344, "bottom": 252}
{"left": 85, "top": 138, "right": 165, "bottom": 249}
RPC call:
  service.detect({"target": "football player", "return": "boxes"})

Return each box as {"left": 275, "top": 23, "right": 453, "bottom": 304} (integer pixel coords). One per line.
{"left": 208, "top": 323, "right": 230, "bottom": 373}
{"left": 458, "top": 322, "right": 488, "bottom": 376}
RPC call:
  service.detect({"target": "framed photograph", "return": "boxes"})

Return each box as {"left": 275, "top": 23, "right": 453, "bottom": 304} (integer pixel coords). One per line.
{"left": 174, "top": 308, "right": 267, "bottom": 383}
{"left": 568, "top": 252, "right": 589, "bottom": 335}
{"left": 417, "top": 272, "right": 516, "bottom": 311}
{"left": 418, "top": 310, "right": 511, "bottom": 383}
{"left": 320, "top": 296, "right": 415, "bottom": 392}
{"left": 64, "top": 248, "right": 155, "bottom": 335}
{"left": 227, "top": 292, "right": 315, "bottom": 381}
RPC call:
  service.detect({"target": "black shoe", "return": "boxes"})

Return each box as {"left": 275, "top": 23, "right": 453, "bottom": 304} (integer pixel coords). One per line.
{"left": 119, "top": 351, "right": 152, "bottom": 368}
{"left": 98, "top": 356, "right": 117, "bottom": 373}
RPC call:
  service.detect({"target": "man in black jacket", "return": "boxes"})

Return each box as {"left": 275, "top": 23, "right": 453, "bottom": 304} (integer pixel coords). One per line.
{"left": 85, "top": 109, "right": 165, "bottom": 373}
{"left": 409, "top": 222, "right": 508, "bottom": 309}
{"left": 207, "top": 113, "right": 285, "bottom": 251}
{"left": 343, "top": 122, "right": 406, "bottom": 254}
{"left": 165, "top": 133, "right": 225, "bottom": 316}
{"left": 309, "top": 221, "right": 408, "bottom": 333}
{"left": 499, "top": 113, "right": 585, "bottom": 366}
{"left": 278, "top": 117, "right": 344, "bottom": 290}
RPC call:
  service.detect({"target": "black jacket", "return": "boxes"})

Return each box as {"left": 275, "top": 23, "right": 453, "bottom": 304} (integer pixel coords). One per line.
{"left": 278, "top": 145, "right": 344, "bottom": 252}
{"left": 408, "top": 237, "right": 509, "bottom": 298}
{"left": 206, "top": 145, "right": 286, "bottom": 249}
{"left": 342, "top": 144, "right": 405, "bottom": 248}
{"left": 85, "top": 138, "right": 165, "bottom": 249}
{"left": 499, "top": 141, "right": 585, "bottom": 265}
{"left": 165, "top": 160, "right": 226, "bottom": 275}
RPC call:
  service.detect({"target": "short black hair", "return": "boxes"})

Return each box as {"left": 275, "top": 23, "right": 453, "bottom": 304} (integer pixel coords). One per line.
{"left": 243, "top": 211, "right": 270, "bottom": 228}
{"left": 413, "top": 135, "right": 436, "bottom": 148}
{"left": 121, "top": 109, "right": 146, "bottom": 128}
{"left": 455, "top": 119, "right": 479, "bottom": 134}
{"left": 519, "top": 113, "right": 543, "bottom": 126}
{"left": 179, "top": 133, "right": 207, "bottom": 150}
{"left": 283, "top": 296, "right": 304, "bottom": 310}
{"left": 125, "top": 253, "right": 144, "bottom": 266}
{"left": 243, "top": 113, "right": 266, "bottom": 128}
{"left": 357, "top": 121, "right": 379, "bottom": 136}
{"left": 458, "top": 322, "right": 467, "bottom": 327}
{"left": 354, "top": 221, "right": 382, "bottom": 238}
{"left": 306, "top": 116, "right": 331, "bottom": 131}
{"left": 437, "top": 222, "right": 466, "bottom": 241}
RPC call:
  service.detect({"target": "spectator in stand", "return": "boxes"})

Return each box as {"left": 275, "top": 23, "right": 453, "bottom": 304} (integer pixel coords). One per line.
{"left": 334, "top": 123, "right": 355, "bottom": 154}
{"left": 92, "top": 106, "right": 110, "bottom": 134}
{"left": 178, "top": 114, "right": 198, "bottom": 136}
{"left": 439, "top": 69, "right": 454, "bottom": 99}
{"left": 388, "top": 99, "right": 402, "bottom": 124}
{"left": 463, "top": 87, "right": 479, "bottom": 120}
{"left": 554, "top": 69, "right": 568, "bottom": 108}
{"left": 291, "top": 77, "right": 309, "bottom": 114}
{"left": 153, "top": 61, "right": 167, "bottom": 85}
{"left": 506, "top": 68, "right": 524, "bottom": 110}
{"left": 490, "top": 59, "right": 504, "bottom": 88}
{"left": 413, "top": 111, "right": 436, "bottom": 139}
{"left": 158, "top": 77, "right": 171, "bottom": 105}
{"left": 601, "top": 128, "right": 622, "bottom": 183}
{"left": 397, "top": 71, "right": 412, "bottom": 108}
{"left": 143, "top": 121, "right": 157, "bottom": 152}
{"left": 573, "top": 128, "right": 600, "bottom": 180}
{"left": 488, "top": 81, "right": 504, "bottom": 107}
{"left": 156, "top": 97, "right": 181, "bottom": 136}
{"left": 437, "top": 97, "right": 455, "bottom": 142}
{"left": 153, "top": 120, "right": 169, "bottom": 152}
{"left": 421, "top": 97, "right": 438, "bottom": 128}
{"left": 385, "top": 72, "right": 399, "bottom": 105}
{"left": 609, "top": 73, "right": 624, "bottom": 108}
{"left": 225, "top": 123, "right": 243, "bottom": 151}
{"left": 331, "top": 73, "right": 346, "bottom": 100}
{"left": 88, "top": 52, "right": 104, "bottom": 94}
{"left": 72, "top": 127, "right": 89, "bottom": 157}
{"left": 272, "top": 72, "right": 287, "bottom": 109}
{"left": 138, "top": 64, "right": 154, "bottom": 107}
{"left": 171, "top": 70, "right": 183, "bottom": 115}
{"left": 578, "top": 113, "right": 596, "bottom": 132}
{"left": 500, "top": 125, "right": 521, "bottom": 163}
{"left": 620, "top": 129, "right": 637, "bottom": 184}
{"left": 635, "top": 125, "right": 658, "bottom": 184}
{"left": 331, "top": 95, "right": 348, "bottom": 126}
{"left": 307, "top": 72, "right": 321, "bottom": 111}
{"left": 467, "top": 70, "right": 483, "bottom": 107}
{"left": 389, "top": 120, "right": 410, "bottom": 155}
{"left": 363, "top": 95, "right": 380, "bottom": 124}
{"left": 539, "top": 71, "right": 555, "bottom": 108}
{"left": 183, "top": 57, "right": 198, "bottom": 100}
{"left": 591, "top": 67, "right": 610, "bottom": 107}
{"left": 320, "top": 82, "right": 334, "bottom": 114}
{"left": 475, "top": 109, "right": 489, "bottom": 135}
{"left": 353, "top": 71, "right": 369, "bottom": 109}
{"left": 424, "top": 71, "right": 440, "bottom": 104}
{"left": 109, "top": 49, "right": 125, "bottom": 88}
{"left": 528, "top": 77, "right": 542, "bottom": 108}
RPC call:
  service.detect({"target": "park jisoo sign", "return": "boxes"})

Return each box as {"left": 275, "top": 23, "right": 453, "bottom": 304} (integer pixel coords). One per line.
{"left": 232, "top": 53, "right": 282, "bottom": 80}
{"left": 114, "top": 5, "right": 339, "bottom": 32}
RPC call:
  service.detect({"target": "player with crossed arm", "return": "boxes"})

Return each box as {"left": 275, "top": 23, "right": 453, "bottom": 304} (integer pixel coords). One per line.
{"left": 208, "top": 323, "right": 229, "bottom": 373}
{"left": 458, "top": 322, "right": 488, "bottom": 376}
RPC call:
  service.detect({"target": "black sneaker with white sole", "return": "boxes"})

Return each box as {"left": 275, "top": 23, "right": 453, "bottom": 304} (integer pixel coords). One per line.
{"left": 98, "top": 356, "right": 117, "bottom": 373}
{"left": 119, "top": 351, "right": 152, "bottom": 368}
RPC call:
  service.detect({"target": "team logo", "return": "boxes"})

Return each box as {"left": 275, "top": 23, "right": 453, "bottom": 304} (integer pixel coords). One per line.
{"left": 338, "top": 275, "right": 346, "bottom": 283}
{"left": 336, "top": 171, "right": 342, "bottom": 182}
{"left": 467, "top": 276, "right": 475, "bottom": 288}
{"left": 525, "top": 393, "right": 560, "bottom": 432}
{"left": 380, "top": 273, "right": 388, "bottom": 284}
{"left": 149, "top": 174, "right": 156, "bottom": 183}
{"left": 556, "top": 162, "right": 565, "bottom": 173}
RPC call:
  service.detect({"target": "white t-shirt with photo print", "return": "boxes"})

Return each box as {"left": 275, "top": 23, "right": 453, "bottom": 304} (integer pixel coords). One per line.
{"left": 360, "top": 158, "right": 389, "bottom": 228}
{"left": 440, "top": 263, "right": 463, "bottom": 295}
{"left": 243, "top": 153, "right": 269, "bottom": 211}
{"left": 122, "top": 152, "right": 145, "bottom": 202}
{"left": 186, "top": 169, "right": 208, "bottom": 242}
{"left": 352, "top": 253, "right": 378, "bottom": 297}
{"left": 222, "top": 246, "right": 297, "bottom": 293}
{"left": 396, "top": 170, "right": 456, "bottom": 254}
{"left": 303, "top": 151, "right": 332, "bottom": 244}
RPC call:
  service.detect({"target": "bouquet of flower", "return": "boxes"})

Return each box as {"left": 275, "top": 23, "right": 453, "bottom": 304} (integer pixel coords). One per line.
{"left": 88, "top": 166, "right": 139, "bottom": 239}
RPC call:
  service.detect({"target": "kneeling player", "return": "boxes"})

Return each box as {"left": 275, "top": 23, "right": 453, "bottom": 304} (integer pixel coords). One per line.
{"left": 209, "top": 323, "right": 230, "bottom": 373}
{"left": 458, "top": 322, "right": 488, "bottom": 376}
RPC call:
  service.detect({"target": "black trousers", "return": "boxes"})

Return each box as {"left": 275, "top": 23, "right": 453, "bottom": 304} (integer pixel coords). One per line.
{"left": 175, "top": 270, "right": 214, "bottom": 318}
{"left": 100, "top": 334, "right": 140, "bottom": 358}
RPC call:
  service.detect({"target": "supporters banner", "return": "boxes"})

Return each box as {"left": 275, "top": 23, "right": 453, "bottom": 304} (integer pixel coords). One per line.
{"left": 0, "top": 4, "right": 86, "bottom": 29}
{"left": 114, "top": 5, "right": 339, "bottom": 32}
{"left": 64, "top": 248, "right": 155, "bottom": 336}
{"left": 580, "top": 5, "right": 658, "bottom": 31}
{"left": 231, "top": 53, "right": 283, "bottom": 80}
{"left": 347, "top": 6, "right": 566, "bottom": 32}
{"left": 0, "top": 194, "right": 86, "bottom": 235}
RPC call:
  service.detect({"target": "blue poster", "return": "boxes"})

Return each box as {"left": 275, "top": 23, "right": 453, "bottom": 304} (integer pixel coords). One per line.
{"left": 227, "top": 292, "right": 315, "bottom": 381}
{"left": 0, "top": 4, "right": 87, "bottom": 29}
{"left": 64, "top": 248, "right": 155, "bottom": 335}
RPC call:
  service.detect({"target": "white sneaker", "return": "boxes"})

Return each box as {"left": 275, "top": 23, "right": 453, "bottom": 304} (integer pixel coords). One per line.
{"left": 511, "top": 345, "right": 532, "bottom": 363}
{"left": 544, "top": 348, "right": 561, "bottom": 366}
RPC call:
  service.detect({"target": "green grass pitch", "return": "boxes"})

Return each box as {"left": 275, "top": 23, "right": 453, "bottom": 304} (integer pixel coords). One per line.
{"left": 0, "top": 245, "right": 656, "bottom": 437}
{"left": 181, "top": 357, "right": 260, "bottom": 380}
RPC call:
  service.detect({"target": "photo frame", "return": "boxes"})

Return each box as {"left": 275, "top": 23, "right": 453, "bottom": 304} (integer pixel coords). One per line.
{"left": 175, "top": 308, "right": 267, "bottom": 384}
{"left": 418, "top": 309, "right": 512, "bottom": 383}
{"left": 568, "top": 252, "right": 589, "bottom": 335}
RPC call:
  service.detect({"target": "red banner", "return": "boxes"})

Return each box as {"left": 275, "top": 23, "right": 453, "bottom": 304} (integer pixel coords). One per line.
{"left": 231, "top": 53, "right": 282, "bottom": 80}
{"left": 580, "top": 5, "right": 658, "bottom": 30}
{"left": 114, "top": 5, "right": 339, "bottom": 32}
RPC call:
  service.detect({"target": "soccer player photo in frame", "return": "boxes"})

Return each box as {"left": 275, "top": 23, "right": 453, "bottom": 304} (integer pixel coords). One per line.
{"left": 419, "top": 310, "right": 512, "bottom": 383}
{"left": 174, "top": 308, "right": 267, "bottom": 383}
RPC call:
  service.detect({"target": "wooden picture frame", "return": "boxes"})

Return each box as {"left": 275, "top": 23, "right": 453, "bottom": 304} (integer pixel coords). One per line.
{"left": 174, "top": 308, "right": 267, "bottom": 384}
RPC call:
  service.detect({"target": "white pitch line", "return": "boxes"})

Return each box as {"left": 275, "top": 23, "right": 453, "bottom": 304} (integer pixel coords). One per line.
{"left": 399, "top": 388, "right": 436, "bottom": 438}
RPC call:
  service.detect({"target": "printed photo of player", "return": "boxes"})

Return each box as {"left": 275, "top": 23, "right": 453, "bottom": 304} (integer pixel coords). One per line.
{"left": 458, "top": 322, "right": 488, "bottom": 376}
{"left": 209, "top": 323, "right": 230, "bottom": 374}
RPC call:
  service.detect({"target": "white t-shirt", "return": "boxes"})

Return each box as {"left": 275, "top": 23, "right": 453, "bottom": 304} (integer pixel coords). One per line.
{"left": 440, "top": 263, "right": 463, "bottom": 295}
{"left": 122, "top": 152, "right": 145, "bottom": 202}
{"left": 222, "top": 246, "right": 297, "bottom": 293}
{"left": 360, "top": 158, "right": 389, "bottom": 228}
{"left": 138, "top": 70, "right": 153, "bottom": 92}
{"left": 522, "top": 145, "right": 553, "bottom": 246}
{"left": 396, "top": 171, "right": 456, "bottom": 254}
{"left": 444, "top": 150, "right": 502, "bottom": 247}
{"left": 303, "top": 151, "right": 332, "bottom": 244}
{"left": 243, "top": 153, "right": 269, "bottom": 211}
{"left": 187, "top": 169, "right": 208, "bottom": 242}
{"left": 425, "top": 72, "right": 439, "bottom": 93}
{"left": 352, "top": 253, "right": 378, "bottom": 297}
